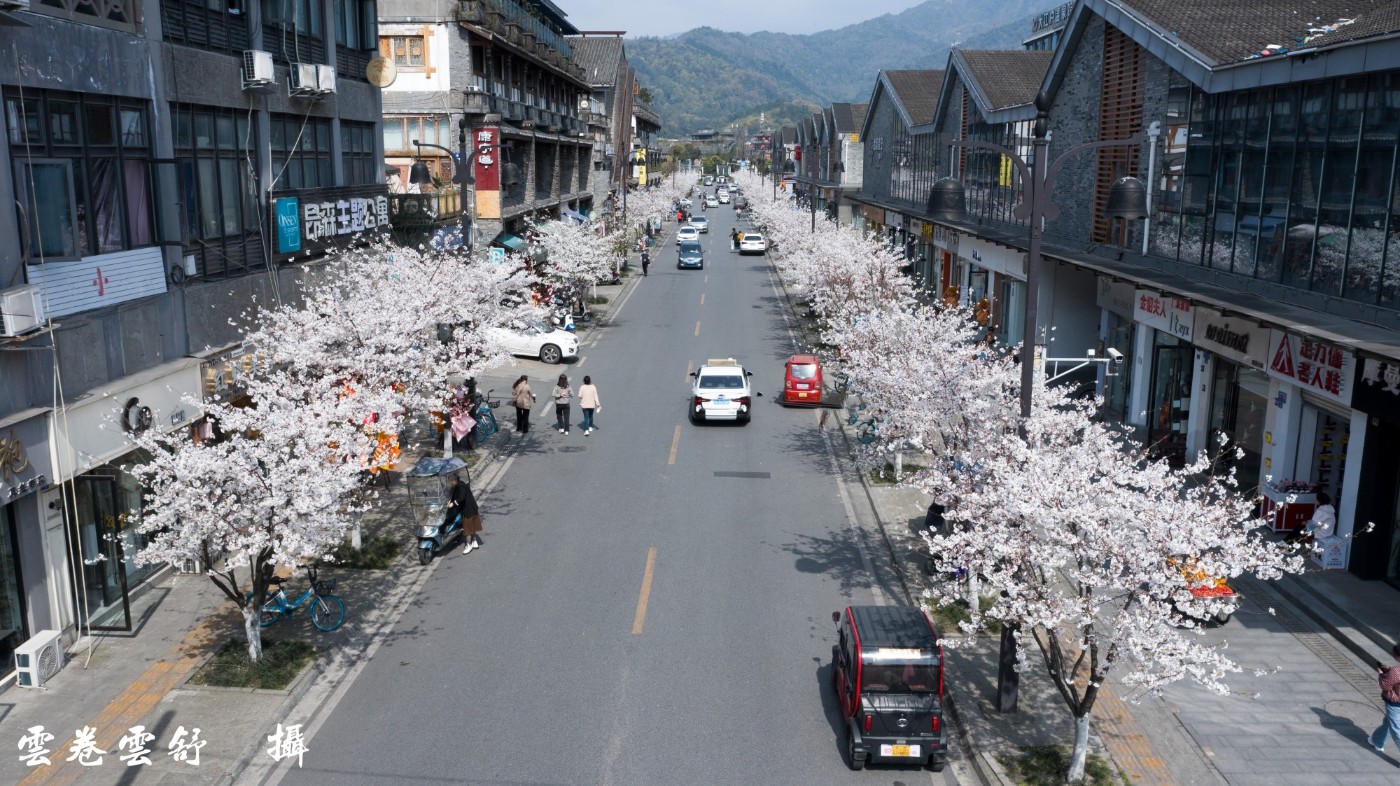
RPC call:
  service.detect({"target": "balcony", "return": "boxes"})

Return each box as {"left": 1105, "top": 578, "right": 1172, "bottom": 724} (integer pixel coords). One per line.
{"left": 388, "top": 190, "right": 463, "bottom": 229}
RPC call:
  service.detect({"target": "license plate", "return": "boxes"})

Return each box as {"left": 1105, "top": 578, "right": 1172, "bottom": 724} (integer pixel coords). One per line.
{"left": 880, "top": 744, "right": 920, "bottom": 758}
{"left": 716, "top": 395, "right": 728, "bottom": 403}
{"left": 796, "top": 383, "right": 809, "bottom": 390}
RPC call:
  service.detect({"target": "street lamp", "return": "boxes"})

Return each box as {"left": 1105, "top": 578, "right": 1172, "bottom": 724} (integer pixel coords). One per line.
{"left": 410, "top": 126, "right": 520, "bottom": 253}
{"left": 928, "top": 90, "right": 1146, "bottom": 713}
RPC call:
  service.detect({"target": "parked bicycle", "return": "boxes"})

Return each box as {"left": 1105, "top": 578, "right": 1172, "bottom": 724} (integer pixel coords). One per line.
{"left": 251, "top": 566, "right": 346, "bottom": 631}
{"left": 855, "top": 416, "right": 881, "bottom": 446}
{"left": 471, "top": 389, "right": 501, "bottom": 443}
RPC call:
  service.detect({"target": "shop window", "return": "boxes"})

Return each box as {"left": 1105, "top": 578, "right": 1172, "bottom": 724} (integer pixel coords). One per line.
{"left": 1147, "top": 334, "right": 1192, "bottom": 465}
{"left": 270, "top": 114, "right": 332, "bottom": 190}
{"left": 33, "top": 0, "right": 137, "bottom": 31}
{"left": 1207, "top": 362, "right": 1266, "bottom": 494}
{"left": 341, "top": 121, "right": 377, "bottom": 186}
{"left": 0, "top": 508, "right": 25, "bottom": 673}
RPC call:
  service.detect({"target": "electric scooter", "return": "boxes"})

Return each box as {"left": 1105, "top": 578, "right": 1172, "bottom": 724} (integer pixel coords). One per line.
{"left": 419, "top": 509, "right": 463, "bottom": 565}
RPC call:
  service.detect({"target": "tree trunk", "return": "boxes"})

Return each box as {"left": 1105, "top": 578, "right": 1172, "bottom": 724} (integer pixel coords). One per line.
{"left": 1067, "top": 712, "right": 1091, "bottom": 783}
{"left": 242, "top": 605, "right": 264, "bottom": 663}
{"left": 350, "top": 511, "right": 363, "bottom": 551}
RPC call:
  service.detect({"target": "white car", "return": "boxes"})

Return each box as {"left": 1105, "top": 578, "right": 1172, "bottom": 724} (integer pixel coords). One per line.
{"left": 489, "top": 321, "right": 578, "bottom": 365}
{"left": 689, "top": 358, "right": 756, "bottom": 423}
{"left": 738, "top": 232, "right": 767, "bottom": 255}
{"left": 717, "top": 192, "right": 730, "bottom": 204}
{"left": 705, "top": 196, "right": 719, "bottom": 208}
{"left": 689, "top": 215, "right": 710, "bottom": 233}
{"left": 676, "top": 226, "right": 701, "bottom": 244}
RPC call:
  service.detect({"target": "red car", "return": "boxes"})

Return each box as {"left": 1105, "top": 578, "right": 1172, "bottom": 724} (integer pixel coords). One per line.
{"left": 781, "top": 354, "right": 822, "bottom": 405}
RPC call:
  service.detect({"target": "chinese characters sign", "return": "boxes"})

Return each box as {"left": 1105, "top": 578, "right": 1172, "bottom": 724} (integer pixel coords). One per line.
{"left": 1133, "top": 289, "right": 1193, "bottom": 342}
{"left": 1266, "top": 330, "right": 1355, "bottom": 406}
{"left": 271, "top": 186, "right": 391, "bottom": 257}
{"left": 473, "top": 128, "right": 500, "bottom": 191}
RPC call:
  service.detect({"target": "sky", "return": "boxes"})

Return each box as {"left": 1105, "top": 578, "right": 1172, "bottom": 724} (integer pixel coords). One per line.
{"left": 562, "top": 0, "right": 927, "bottom": 38}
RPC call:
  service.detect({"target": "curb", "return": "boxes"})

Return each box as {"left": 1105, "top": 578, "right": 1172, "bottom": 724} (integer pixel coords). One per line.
{"left": 1267, "top": 573, "right": 1390, "bottom": 665}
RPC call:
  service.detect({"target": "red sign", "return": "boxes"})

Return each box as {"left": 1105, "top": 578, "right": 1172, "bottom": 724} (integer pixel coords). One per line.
{"left": 1266, "top": 330, "right": 1355, "bottom": 405}
{"left": 472, "top": 127, "right": 500, "bottom": 191}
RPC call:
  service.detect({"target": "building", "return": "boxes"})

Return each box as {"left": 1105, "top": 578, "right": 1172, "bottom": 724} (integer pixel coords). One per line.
{"left": 386, "top": 0, "right": 596, "bottom": 251}
{"left": 569, "top": 33, "right": 634, "bottom": 227}
{"left": 0, "top": 0, "right": 385, "bottom": 667}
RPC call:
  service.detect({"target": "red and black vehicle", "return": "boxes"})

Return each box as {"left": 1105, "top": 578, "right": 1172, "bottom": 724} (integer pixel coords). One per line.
{"left": 831, "top": 605, "right": 947, "bottom": 771}
{"left": 780, "top": 353, "right": 823, "bottom": 405}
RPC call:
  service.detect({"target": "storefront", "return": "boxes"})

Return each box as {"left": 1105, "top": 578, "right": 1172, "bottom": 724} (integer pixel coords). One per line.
{"left": 1095, "top": 278, "right": 1137, "bottom": 423}
{"left": 0, "top": 410, "right": 55, "bottom": 674}
{"left": 49, "top": 357, "right": 203, "bottom": 631}
{"left": 1349, "top": 357, "right": 1400, "bottom": 584}
{"left": 1192, "top": 308, "right": 1273, "bottom": 494}
{"left": 1134, "top": 290, "right": 1195, "bottom": 464}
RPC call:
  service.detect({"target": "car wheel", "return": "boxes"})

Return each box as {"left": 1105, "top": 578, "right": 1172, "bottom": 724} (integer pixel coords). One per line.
{"left": 928, "top": 758, "right": 947, "bottom": 773}
{"left": 539, "top": 344, "right": 562, "bottom": 364}
{"left": 846, "top": 729, "right": 865, "bottom": 771}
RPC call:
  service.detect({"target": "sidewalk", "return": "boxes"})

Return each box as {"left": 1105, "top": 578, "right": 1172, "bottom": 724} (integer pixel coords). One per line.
{"left": 0, "top": 274, "right": 647, "bottom": 785}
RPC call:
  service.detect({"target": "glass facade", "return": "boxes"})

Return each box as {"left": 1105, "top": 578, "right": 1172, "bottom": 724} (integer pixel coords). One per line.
{"left": 1149, "top": 71, "right": 1400, "bottom": 310}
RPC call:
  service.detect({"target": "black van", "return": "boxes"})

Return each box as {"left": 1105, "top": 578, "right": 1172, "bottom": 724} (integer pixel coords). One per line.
{"left": 831, "top": 606, "right": 947, "bottom": 771}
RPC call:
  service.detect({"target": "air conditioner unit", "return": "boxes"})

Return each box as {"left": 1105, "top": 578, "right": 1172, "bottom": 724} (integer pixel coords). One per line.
{"left": 0, "top": 284, "right": 44, "bottom": 338}
{"left": 241, "top": 50, "right": 275, "bottom": 92}
{"left": 289, "top": 63, "right": 326, "bottom": 97}
{"left": 14, "top": 630, "right": 64, "bottom": 689}
{"left": 316, "top": 64, "right": 336, "bottom": 95}
{"left": 0, "top": 0, "right": 31, "bottom": 10}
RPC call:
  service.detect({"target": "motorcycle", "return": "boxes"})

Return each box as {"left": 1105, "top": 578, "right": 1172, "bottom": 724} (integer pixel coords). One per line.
{"left": 418, "top": 509, "right": 463, "bottom": 565}
{"left": 549, "top": 295, "right": 576, "bottom": 331}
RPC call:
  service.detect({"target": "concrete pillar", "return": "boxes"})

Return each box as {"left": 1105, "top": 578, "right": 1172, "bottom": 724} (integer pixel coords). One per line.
{"left": 1127, "top": 325, "right": 1154, "bottom": 429}
{"left": 1261, "top": 378, "right": 1302, "bottom": 485}
{"left": 1185, "top": 349, "right": 1214, "bottom": 462}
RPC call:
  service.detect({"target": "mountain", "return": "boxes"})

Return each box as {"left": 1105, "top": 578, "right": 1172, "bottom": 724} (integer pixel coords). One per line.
{"left": 625, "top": 0, "right": 1047, "bottom": 136}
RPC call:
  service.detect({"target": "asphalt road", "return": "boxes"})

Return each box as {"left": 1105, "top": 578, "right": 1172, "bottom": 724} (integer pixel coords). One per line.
{"left": 276, "top": 199, "right": 959, "bottom": 785}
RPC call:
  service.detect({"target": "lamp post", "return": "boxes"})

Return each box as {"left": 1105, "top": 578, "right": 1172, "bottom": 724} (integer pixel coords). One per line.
{"left": 410, "top": 126, "right": 518, "bottom": 253}
{"left": 927, "top": 91, "right": 1146, "bottom": 713}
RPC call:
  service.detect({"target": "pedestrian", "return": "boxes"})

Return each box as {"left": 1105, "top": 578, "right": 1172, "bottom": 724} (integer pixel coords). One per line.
{"left": 730, "top": 227, "right": 738, "bottom": 251}
{"left": 444, "top": 473, "right": 483, "bottom": 554}
{"left": 579, "top": 375, "right": 601, "bottom": 436}
{"left": 641, "top": 248, "right": 650, "bottom": 276}
{"left": 1287, "top": 492, "right": 1335, "bottom": 547}
{"left": 552, "top": 373, "right": 572, "bottom": 435}
{"left": 1370, "top": 641, "right": 1400, "bottom": 753}
{"left": 511, "top": 374, "right": 535, "bottom": 434}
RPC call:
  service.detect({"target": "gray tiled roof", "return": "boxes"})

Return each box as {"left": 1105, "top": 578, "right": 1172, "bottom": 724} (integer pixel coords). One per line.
{"left": 956, "top": 50, "right": 1053, "bottom": 111}
{"left": 831, "top": 103, "right": 867, "bottom": 134}
{"left": 884, "top": 70, "right": 945, "bottom": 126}
{"left": 568, "top": 36, "right": 624, "bottom": 87}
{"left": 1120, "top": 0, "right": 1400, "bottom": 66}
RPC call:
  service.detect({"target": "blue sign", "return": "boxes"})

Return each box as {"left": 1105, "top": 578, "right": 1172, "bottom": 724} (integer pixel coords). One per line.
{"left": 276, "top": 198, "right": 301, "bottom": 253}
{"left": 488, "top": 248, "right": 506, "bottom": 265}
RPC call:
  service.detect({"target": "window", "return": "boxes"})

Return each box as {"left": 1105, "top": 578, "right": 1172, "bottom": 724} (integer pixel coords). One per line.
{"left": 6, "top": 91, "right": 156, "bottom": 261}
{"left": 162, "top": 0, "right": 249, "bottom": 53}
{"left": 262, "top": 0, "right": 324, "bottom": 65}
{"left": 382, "top": 115, "right": 451, "bottom": 153}
{"left": 384, "top": 35, "right": 425, "bottom": 68}
{"left": 270, "top": 114, "right": 332, "bottom": 190}
{"left": 335, "top": 0, "right": 376, "bottom": 49}
{"left": 172, "top": 104, "right": 264, "bottom": 277}
{"left": 341, "top": 121, "right": 377, "bottom": 186}
{"left": 33, "top": 0, "right": 136, "bottom": 31}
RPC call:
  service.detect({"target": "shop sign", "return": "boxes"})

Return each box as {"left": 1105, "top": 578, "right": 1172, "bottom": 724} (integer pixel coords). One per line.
{"left": 25, "top": 247, "right": 167, "bottom": 320}
{"left": 884, "top": 211, "right": 905, "bottom": 228}
{"left": 1351, "top": 357, "right": 1400, "bottom": 417}
{"left": 272, "top": 185, "right": 390, "bottom": 257}
{"left": 1134, "top": 289, "right": 1193, "bottom": 341}
{"left": 1095, "top": 278, "right": 1134, "bottom": 318}
{"left": 960, "top": 235, "right": 1024, "bottom": 279}
{"left": 1192, "top": 307, "right": 1270, "bottom": 369}
{"left": 0, "top": 416, "right": 52, "bottom": 504}
{"left": 1266, "top": 330, "right": 1355, "bottom": 406}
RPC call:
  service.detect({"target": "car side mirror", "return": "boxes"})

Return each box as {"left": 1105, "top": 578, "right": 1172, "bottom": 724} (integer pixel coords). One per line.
{"left": 689, "top": 371, "right": 698, "bottom": 378}
{"left": 745, "top": 370, "right": 753, "bottom": 377}
{"left": 832, "top": 611, "right": 841, "bottom": 624}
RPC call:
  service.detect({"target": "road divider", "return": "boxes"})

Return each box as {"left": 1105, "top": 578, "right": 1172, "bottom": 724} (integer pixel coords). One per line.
{"left": 631, "top": 547, "right": 657, "bottom": 635}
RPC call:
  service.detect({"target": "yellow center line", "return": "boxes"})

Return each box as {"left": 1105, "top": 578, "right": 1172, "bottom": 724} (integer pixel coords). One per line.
{"left": 699, "top": 293, "right": 705, "bottom": 306}
{"left": 631, "top": 547, "right": 658, "bottom": 635}
{"left": 668, "top": 425, "right": 681, "bottom": 465}
{"left": 684, "top": 360, "right": 693, "bottom": 383}
{"left": 694, "top": 321, "right": 701, "bottom": 336}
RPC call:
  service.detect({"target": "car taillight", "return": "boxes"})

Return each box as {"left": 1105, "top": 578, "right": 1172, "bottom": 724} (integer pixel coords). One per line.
{"left": 693, "top": 396, "right": 709, "bottom": 405}
{"left": 931, "top": 716, "right": 940, "bottom": 733}
{"left": 863, "top": 714, "right": 873, "bottom": 732}
{"left": 735, "top": 396, "right": 751, "bottom": 406}
{"left": 785, "top": 379, "right": 793, "bottom": 388}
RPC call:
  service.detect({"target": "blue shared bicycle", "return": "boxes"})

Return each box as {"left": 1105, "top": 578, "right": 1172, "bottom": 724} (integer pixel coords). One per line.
{"left": 252, "top": 566, "right": 346, "bottom": 631}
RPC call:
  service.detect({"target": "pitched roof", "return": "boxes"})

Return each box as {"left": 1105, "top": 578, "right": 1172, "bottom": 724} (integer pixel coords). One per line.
{"left": 882, "top": 70, "right": 945, "bottom": 126}
{"left": 568, "top": 36, "right": 624, "bottom": 87}
{"left": 956, "top": 50, "right": 1053, "bottom": 112}
{"left": 1119, "top": 0, "right": 1400, "bottom": 66}
{"left": 831, "top": 103, "right": 867, "bottom": 135}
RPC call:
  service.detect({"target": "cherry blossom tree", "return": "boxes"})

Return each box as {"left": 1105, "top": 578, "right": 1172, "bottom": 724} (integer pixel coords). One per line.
{"left": 528, "top": 219, "right": 615, "bottom": 304}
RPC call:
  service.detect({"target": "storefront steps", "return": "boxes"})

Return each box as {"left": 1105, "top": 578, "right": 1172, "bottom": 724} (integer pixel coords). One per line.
{"left": 1268, "top": 566, "right": 1400, "bottom": 667}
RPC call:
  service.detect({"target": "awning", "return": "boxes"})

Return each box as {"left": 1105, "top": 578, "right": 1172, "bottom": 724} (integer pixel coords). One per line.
{"left": 562, "top": 209, "right": 589, "bottom": 224}
{"left": 491, "top": 233, "right": 526, "bottom": 251}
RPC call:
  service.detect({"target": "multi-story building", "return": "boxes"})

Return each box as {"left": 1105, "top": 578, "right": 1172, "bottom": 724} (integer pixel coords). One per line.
{"left": 384, "top": 0, "right": 596, "bottom": 251}
{"left": 569, "top": 33, "right": 634, "bottom": 227}
{"left": 633, "top": 101, "right": 662, "bottom": 186}
{"left": 0, "top": 0, "right": 385, "bottom": 664}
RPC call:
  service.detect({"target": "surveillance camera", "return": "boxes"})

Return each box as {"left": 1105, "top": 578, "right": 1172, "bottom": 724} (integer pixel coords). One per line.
{"left": 1106, "top": 348, "right": 1124, "bottom": 363}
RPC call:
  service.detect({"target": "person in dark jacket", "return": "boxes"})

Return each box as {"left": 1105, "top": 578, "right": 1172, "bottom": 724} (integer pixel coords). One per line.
{"left": 445, "top": 473, "right": 483, "bottom": 554}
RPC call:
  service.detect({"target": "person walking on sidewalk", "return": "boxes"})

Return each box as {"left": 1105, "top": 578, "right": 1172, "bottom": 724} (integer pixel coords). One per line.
{"left": 641, "top": 248, "right": 650, "bottom": 276}
{"left": 552, "top": 374, "right": 573, "bottom": 435}
{"left": 1370, "top": 642, "right": 1400, "bottom": 753}
{"left": 511, "top": 375, "right": 535, "bottom": 434}
{"left": 579, "top": 376, "right": 601, "bottom": 436}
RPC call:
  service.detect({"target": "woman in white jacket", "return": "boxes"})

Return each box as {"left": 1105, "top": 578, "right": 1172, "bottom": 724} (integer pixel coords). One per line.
{"left": 578, "top": 376, "right": 601, "bottom": 436}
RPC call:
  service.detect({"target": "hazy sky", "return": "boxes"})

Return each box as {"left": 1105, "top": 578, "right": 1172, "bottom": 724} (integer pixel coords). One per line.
{"left": 563, "top": 0, "right": 927, "bottom": 38}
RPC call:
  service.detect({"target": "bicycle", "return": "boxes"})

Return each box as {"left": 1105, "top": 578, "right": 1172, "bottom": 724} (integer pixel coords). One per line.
{"left": 252, "top": 566, "right": 346, "bottom": 631}
{"left": 471, "top": 389, "right": 500, "bottom": 443}
{"left": 855, "top": 416, "right": 881, "bottom": 446}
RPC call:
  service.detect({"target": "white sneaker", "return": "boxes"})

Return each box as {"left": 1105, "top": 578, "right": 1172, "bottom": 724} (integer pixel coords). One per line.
{"left": 558, "top": 428, "right": 565, "bottom": 433}
{"left": 585, "top": 429, "right": 591, "bottom": 436}
{"left": 462, "top": 544, "right": 472, "bottom": 554}
{"left": 564, "top": 430, "right": 570, "bottom": 435}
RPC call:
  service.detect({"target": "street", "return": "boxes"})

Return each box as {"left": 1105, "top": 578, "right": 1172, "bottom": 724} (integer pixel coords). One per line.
{"left": 266, "top": 203, "right": 963, "bottom": 785}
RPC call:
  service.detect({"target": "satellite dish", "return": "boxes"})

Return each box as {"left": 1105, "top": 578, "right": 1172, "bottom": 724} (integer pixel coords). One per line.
{"left": 366, "top": 56, "right": 397, "bottom": 88}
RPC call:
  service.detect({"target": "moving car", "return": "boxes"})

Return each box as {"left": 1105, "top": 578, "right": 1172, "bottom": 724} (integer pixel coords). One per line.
{"left": 738, "top": 232, "right": 767, "bottom": 255}
{"left": 705, "top": 196, "right": 719, "bottom": 208}
{"left": 676, "top": 226, "right": 701, "bottom": 244}
{"left": 832, "top": 606, "right": 947, "bottom": 772}
{"left": 704, "top": 175, "right": 715, "bottom": 186}
{"left": 781, "top": 353, "right": 822, "bottom": 404}
{"left": 677, "top": 240, "right": 704, "bottom": 270}
{"left": 689, "top": 358, "right": 756, "bottom": 423}
{"left": 488, "top": 321, "right": 578, "bottom": 365}
{"left": 717, "top": 192, "right": 731, "bottom": 204}
{"left": 689, "top": 215, "right": 710, "bottom": 233}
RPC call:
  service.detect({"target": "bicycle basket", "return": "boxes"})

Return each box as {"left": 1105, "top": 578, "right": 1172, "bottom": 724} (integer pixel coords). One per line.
{"left": 315, "top": 578, "right": 337, "bottom": 595}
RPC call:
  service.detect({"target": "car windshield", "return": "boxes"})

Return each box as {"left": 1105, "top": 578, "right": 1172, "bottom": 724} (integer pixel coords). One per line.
{"left": 526, "top": 321, "right": 555, "bottom": 334}
{"left": 692, "top": 218, "right": 707, "bottom": 225}
{"left": 789, "top": 363, "right": 816, "bottom": 380}
{"left": 745, "top": 235, "right": 764, "bottom": 242}
{"left": 680, "top": 242, "right": 702, "bottom": 254}
{"left": 698, "top": 374, "right": 744, "bottom": 389}
{"left": 860, "top": 662, "right": 938, "bottom": 693}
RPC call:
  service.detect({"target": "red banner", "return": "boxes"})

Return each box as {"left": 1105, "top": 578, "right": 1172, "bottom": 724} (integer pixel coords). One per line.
{"left": 472, "top": 127, "right": 500, "bottom": 191}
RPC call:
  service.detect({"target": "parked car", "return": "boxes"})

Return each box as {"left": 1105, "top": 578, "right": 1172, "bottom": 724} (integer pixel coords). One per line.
{"left": 488, "top": 321, "right": 578, "bottom": 365}
{"left": 677, "top": 241, "right": 704, "bottom": 270}
{"left": 781, "top": 353, "right": 822, "bottom": 404}
{"left": 689, "top": 215, "right": 710, "bottom": 233}
{"left": 738, "top": 232, "right": 767, "bottom": 255}
{"left": 689, "top": 358, "right": 756, "bottom": 423}
{"left": 832, "top": 606, "right": 947, "bottom": 772}
{"left": 676, "top": 226, "right": 701, "bottom": 244}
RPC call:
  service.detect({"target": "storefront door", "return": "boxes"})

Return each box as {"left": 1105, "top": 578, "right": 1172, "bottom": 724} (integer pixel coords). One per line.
{"left": 1207, "top": 361, "right": 1268, "bottom": 494}
{"left": 0, "top": 506, "right": 26, "bottom": 670}
{"left": 1147, "top": 335, "right": 1193, "bottom": 463}
{"left": 1295, "top": 403, "right": 1349, "bottom": 504}
{"left": 73, "top": 475, "right": 132, "bottom": 630}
